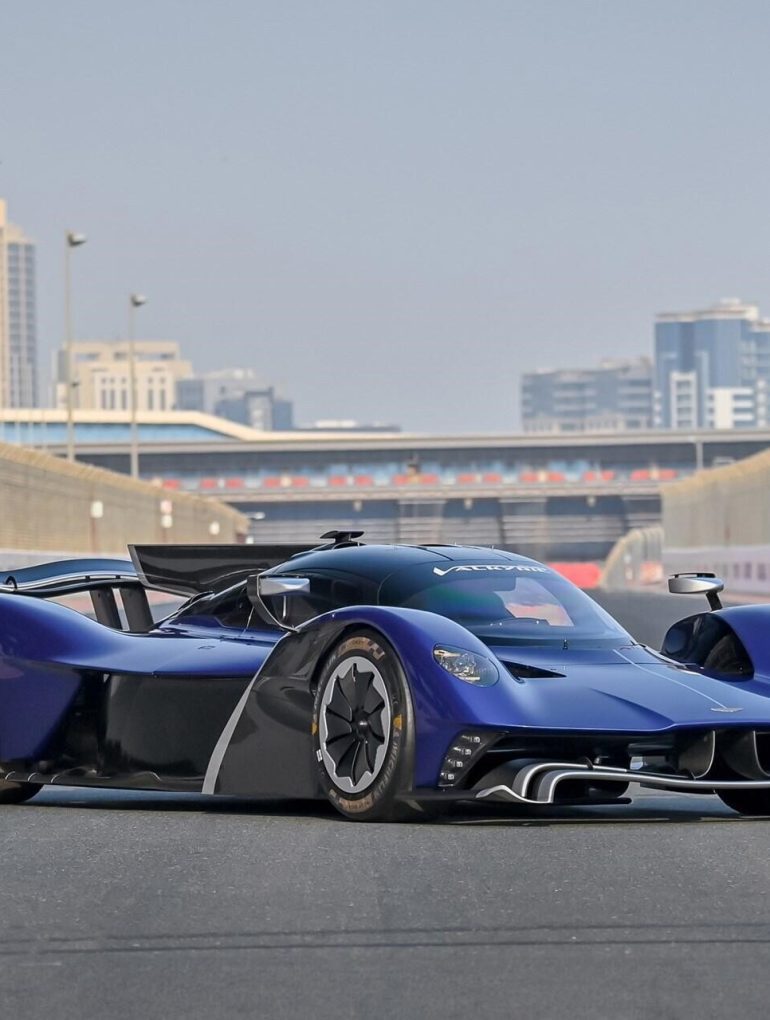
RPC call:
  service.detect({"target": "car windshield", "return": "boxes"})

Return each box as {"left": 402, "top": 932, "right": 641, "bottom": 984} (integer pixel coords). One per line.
{"left": 378, "top": 563, "right": 630, "bottom": 646}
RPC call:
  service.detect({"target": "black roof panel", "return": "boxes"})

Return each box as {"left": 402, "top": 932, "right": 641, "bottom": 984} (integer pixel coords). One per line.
{"left": 269, "top": 544, "right": 545, "bottom": 583}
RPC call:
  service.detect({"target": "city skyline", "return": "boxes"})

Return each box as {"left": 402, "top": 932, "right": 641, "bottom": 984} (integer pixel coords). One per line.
{"left": 4, "top": 3, "right": 770, "bottom": 431}
{"left": 4, "top": 188, "right": 768, "bottom": 435}
{"left": 9, "top": 183, "right": 770, "bottom": 435}
{"left": 0, "top": 200, "right": 37, "bottom": 408}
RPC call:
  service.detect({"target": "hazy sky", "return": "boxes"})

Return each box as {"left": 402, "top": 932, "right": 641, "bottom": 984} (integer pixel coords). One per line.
{"left": 3, "top": 0, "right": 770, "bottom": 431}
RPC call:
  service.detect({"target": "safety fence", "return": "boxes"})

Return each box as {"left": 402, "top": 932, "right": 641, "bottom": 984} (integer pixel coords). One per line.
{"left": 0, "top": 442, "right": 247, "bottom": 554}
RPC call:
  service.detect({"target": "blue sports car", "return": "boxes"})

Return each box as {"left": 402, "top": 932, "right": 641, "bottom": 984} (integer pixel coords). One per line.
{"left": 2, "top": 531, "right": 770, "bottom": 820}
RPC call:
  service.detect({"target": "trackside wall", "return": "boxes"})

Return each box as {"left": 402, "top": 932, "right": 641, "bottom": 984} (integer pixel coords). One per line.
{"left": 599, "top": 525, "right": 663, "bottom": 590}
{"left": 0, "top": 442, "right": 247, "bottom": 553}
{"left": 663, "top": 449, "right": 770, "bottom": 595}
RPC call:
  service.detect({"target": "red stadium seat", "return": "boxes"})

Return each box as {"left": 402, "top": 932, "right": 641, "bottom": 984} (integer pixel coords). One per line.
{"left": 548, "top": 562, "right": 602, "bottom": 589}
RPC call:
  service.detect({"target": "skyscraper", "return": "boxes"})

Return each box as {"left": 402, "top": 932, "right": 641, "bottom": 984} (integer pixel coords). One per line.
{"left": 521, "top": 359, "right": 653, "bottom": 433}
{"left": 0, "top": 200, "right": 37, "bottom": 408}
{"left": 654, "top": 299, "right": 770, "bottom": 429}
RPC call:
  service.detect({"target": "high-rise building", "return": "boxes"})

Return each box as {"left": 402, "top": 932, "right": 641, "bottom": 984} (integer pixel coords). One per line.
{"left": 654, "top": 299, "right": 770, "bottom": 429}
{"left": 521, "top": 359, "right": 653, "bottom": 433}
{"left": 0, "top": 199, "right": 37, "bottom": 407}
{"left": 54, "top": 339, "right": 192, "bottom": 412}
{"left": 177, "top": 368, "right": 294, "bottom": 430}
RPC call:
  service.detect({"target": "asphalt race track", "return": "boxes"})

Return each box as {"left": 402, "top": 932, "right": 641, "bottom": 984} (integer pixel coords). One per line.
{"left": 3, "top": 591, "right": 770, "bottom": 1020}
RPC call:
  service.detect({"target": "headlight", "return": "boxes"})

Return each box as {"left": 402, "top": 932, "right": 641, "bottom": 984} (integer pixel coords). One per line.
{"left": 433, "top": 645, "right": 499, "bottom": 686}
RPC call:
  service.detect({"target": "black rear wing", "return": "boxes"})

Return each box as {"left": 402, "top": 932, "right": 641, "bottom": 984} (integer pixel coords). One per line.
{"left": 128, "top": 544, "right": 315, "bottom": 596}
{"left": 0, "top": 545, "right": 316, "bottom": 632}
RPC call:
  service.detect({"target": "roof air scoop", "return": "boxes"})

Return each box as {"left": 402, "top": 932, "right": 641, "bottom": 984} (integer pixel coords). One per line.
{"left": 319, "top": 530, "right": 365, "bottom": 548}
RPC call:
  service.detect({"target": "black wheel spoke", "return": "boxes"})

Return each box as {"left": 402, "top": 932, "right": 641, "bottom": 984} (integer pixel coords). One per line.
{"left": 338, "top": 665, "right": 357, "bottom": 711}
{"left": 362, "top": 677, "right": 384, "bottom": 714}
{"left": 327, "top": 732, "right": 356, "bottom": 766}
{"left": 351, "top": 740, "right": 368, "bottom": 785}
{"left": 363, "top": 691, "right": 385, "bottom": 717}
{"left": 334, "top": 736, "right": 359, "bottom": 776}
{"left": 351, "top": 664, "right": 376, "bottom": 710}
{"left": 326, "top": 730, "right": 355, "bottom": 747}
{"left": 363, "top": 733, "right": 376, "bottom": 772}
{"left": 328, "top": 680, "right": 353, "bottom": 722}
{"left": 324, "top": 712, "right": 352, "bottom": 741}
{"left": 368, "top": 716, "right": 385, "bottom": 742}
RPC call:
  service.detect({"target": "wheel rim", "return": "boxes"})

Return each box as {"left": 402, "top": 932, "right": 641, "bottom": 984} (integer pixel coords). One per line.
{"left": 318, "top": 655, "right": 392, "bottom": 794}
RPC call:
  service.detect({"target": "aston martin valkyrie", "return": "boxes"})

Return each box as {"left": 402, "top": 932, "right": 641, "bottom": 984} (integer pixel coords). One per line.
{"left": 2, "top": 532, "right": 770, "bottom": 820}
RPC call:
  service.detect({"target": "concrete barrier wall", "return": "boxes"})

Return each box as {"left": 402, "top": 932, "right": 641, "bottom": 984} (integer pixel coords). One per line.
{"left": 0, "top": 442, "right": 247, "bottom": 553}
{"left": 660, "top": 447, "right": 770, "bottom": 596}
{"left": 664, "top": 544, "right": 770, "bottom": 597}
{"left": 663, "top": 449, "right": 770, "bottom": 549}
{"left": 600, "top": 525, "right": 664, "bottom": 590}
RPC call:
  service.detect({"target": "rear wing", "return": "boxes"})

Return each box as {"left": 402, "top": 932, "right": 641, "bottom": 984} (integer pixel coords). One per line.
{"left": 0, "top": 558, "right": 139, "bottom": 597}
{"left": 128, "top": 544, "right": 316, "bottom": 596}
{"left": 0, "top": 558, "right": 152, "bottom": 631}
{"left": 0, "top": 545, "right": 317, "bottom": 632}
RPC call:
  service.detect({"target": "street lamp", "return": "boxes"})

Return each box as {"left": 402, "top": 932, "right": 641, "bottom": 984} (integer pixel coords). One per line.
{"left": 128, "top": 293, "right": 147, "bottom": 479}
{"left": 64, "top": 230, "right": 87, "bottom": 462}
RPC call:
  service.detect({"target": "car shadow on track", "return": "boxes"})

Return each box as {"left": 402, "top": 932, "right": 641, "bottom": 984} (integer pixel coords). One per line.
{"left": 25, "top": 786, "right": 758, "bottom": 826}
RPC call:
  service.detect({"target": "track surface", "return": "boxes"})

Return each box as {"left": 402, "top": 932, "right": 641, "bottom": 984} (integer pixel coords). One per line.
{"left": 3, "top": 591, "right": 770, "bottom": 1020}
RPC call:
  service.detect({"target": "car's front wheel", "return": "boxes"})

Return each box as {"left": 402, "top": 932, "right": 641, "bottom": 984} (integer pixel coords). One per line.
{"left": 718, "top": 787, "right": 770, "bottom": 816}
{"left": 312, "top": 629, "right": 415, "bottom": 821}
{"left": 0, "top": 780, "right": 41, "bottom": 805}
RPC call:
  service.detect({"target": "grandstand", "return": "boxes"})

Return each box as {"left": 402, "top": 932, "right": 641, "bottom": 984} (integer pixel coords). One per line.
{"left": 2, "top": 409, "right": 769, "bottom": 560}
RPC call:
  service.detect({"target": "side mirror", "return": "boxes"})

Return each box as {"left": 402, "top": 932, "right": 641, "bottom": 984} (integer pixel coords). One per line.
{"left": 668, "top": 573, "right": 724, "bottom": 611}
{"left": 249, "top": 574, "right": 310, "bottom": 603}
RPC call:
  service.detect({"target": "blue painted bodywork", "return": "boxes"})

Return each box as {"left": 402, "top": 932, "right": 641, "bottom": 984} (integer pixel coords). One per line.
{"left": 5, "top": 544, "right": 770, "bottom": 796}
{"left": 284, "top": 605, "right": 770, "bottom": 787}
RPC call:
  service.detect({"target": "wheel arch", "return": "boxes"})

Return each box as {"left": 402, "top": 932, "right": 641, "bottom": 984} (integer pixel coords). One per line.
{"left": 205, "top": 605, "right": 502, "bottom": 799}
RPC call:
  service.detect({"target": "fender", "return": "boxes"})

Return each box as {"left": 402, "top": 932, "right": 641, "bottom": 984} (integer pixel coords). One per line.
{"left": 717, "top": 606, "right": 770, "bottom": 683}
{"left": 208, "top": 605, "right": 517, "bottom": 797}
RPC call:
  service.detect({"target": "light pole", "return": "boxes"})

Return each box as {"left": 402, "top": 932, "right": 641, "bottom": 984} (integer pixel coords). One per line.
{"left": 128, "top": 293, "right": 147, "bottom": 479}
{"left": 64, "top": 231, "right": 87, "bottom": 461}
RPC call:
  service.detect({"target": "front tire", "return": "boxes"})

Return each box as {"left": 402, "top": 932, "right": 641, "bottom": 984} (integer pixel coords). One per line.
{"left": 718, "top": 788, "right": 770, "bottom": 816}
{"left": 312, "top": 629, "right": 415, "bottom": 821}
{"left": 0, "top": 780, "right": 41, "bottom": 805}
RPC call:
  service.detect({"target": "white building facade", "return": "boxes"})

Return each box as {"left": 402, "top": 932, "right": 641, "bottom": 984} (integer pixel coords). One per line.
{"left": 55, "top": 340, "right": 192, "bottom": 412}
